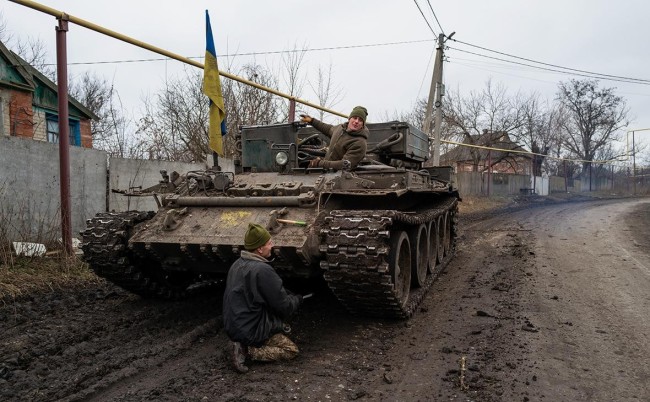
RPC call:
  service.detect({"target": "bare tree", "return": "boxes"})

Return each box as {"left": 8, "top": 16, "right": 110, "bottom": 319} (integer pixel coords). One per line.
{"left": 69, "top": 71, "right": 140, "bottom": 158}
{"left": 512, "top": 93, "right": 564, "bottom": 176}
{"left": 0, "top": 13, "right": 9, "bottom": 42}
{"left": 222, "top": 63, "right": 283, "bottom": 149}
{"left": 279, "top": 42, "right": 308, "bottom": 121}
{"left": 401, "top": 98, "right": 428, "bottom": 130}
{"left": 308, "top": 62, "right": 344, "bottom": 121}
{"left": 556, "top": 79, "right": 629, "bottom": 174}
{"left": 282, "top": 42, "right": 307, "bottom": 97}
{"left": 137, "top": 63, "right": 282, "bottom": 161}
{"left": 480, "top": 79, "right": 527, "bottom": 133}
{"left": 9, "top": 35, "right": 55, "bottom": 80}
{"left": 0, "top": 13, "right": 53, "bottom": 77}
{"left": 439, "top": 80, "right": 529, "bottom": 171}
{"left": 137, "top": 68, "right": 210, "bottom": 162}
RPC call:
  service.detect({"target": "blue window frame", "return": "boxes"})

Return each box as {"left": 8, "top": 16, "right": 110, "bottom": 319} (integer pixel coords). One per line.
{"left": 46, "top": 114, "right": 81, "bottom": 146}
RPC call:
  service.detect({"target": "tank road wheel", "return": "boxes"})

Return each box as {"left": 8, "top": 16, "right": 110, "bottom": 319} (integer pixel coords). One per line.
{"left": 154, "top": 269, "right": 195, "bottom": 300}
{"left": 427, "top": 220, "right": 439, "bottom": 274}
{"left": 389, "top": 230, "right": 411, "bottom": 310}
{"left": 409, "top": 224, "right": 428, "bottom": 287}
{"left": 443, "top": 211, "right": 452, "bottom": 257}
{"left": 436, "top": 214, "right": 446, "bottom": 263}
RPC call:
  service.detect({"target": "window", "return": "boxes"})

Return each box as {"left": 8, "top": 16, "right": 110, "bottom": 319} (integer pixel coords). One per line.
{"left": 46, "top": 114, "right": 81, "bottom": 146}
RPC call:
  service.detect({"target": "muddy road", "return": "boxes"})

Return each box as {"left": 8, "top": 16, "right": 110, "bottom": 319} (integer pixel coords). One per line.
{"left": 1, "top": 197, "right": 649, "bottom": 401}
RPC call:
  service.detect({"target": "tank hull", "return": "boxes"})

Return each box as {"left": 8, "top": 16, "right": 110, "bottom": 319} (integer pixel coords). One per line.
{"left": 81, "top": 122, "right": 461, "bottom": 318}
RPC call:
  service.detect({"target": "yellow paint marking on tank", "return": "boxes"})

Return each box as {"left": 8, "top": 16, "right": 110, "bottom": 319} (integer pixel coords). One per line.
{"left": 220, "top": 211, "right": 252, "bottom": 227}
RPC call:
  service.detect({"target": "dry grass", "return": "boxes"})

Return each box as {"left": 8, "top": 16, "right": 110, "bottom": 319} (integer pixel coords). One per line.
{"left": 0, "top": 255, "right": 101, "bottom": 303}
{"left": 458, "top": 195, "right": 513, "bottom": 214}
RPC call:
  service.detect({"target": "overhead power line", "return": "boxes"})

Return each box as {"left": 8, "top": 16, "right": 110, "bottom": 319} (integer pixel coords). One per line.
{"left": 450, "top": 38, "right": 650, "bottom": 84}
{"left": 30, "top": 38, "right": 436, "bottom": 67}
{"left": 425, "top": 0, "right": 445, "bottom": 35}
{"left": 447, "top": 45, "right": 650, "bottom": 86}
{"left": 413, "top": 0, "right": 437, "bottom": 37}
{"left": 448, "top": 59, "right": 560, "bottom": 85}
{"left": 16, "top": 31, "right": 650, "bottom": 87}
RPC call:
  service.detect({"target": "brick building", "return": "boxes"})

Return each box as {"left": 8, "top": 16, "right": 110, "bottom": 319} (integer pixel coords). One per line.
{"left": 0, "top": 40, "right": 97, "bottom": 148}
{"left": 441, "top": 130, "right": 531, "bottom": 174}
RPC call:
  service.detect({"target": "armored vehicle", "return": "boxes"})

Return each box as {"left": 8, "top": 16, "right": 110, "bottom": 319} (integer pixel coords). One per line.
{"left": 81, "top": 121, "right": 460, "bottom": 318}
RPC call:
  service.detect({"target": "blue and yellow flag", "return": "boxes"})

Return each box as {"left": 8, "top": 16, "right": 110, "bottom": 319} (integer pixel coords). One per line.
{"left": 203, "top": 10, "right": 227, "bottom": 156}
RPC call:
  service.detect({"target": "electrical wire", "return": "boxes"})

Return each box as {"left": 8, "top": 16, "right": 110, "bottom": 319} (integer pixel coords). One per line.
{"left": 447, "top": 45, "right": 650, "bottom": 86}
{"left": 451, "top": 38, "right": 650, "bottom": 84}
{"left": 450, "top": 55, "right": 589, "bottom": 82}
{"left": 448, "top": 59, "right": 559, "bottom": 85}
{"left": 417, "top": 47, "right": 436, "bottom": 98}
{"left": 425, "top": 0, "right": 444, "bottom": 35}
{"left": 412, "top": 0, "right": 437, "bottom": 37}
{"left": 27, "top": 38, "right": 436, "bottom": 67}
{"left": 12, "top": 29, "right": 650, "bottom": 89}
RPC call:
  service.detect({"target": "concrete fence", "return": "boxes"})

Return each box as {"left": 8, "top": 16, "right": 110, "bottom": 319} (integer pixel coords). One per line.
{"left": 455, "top": 171, "right": 626, "bottom": 197}
{"left": 0, "top": 136, "right": 232, "bottom": 244}
{"left": 0, "top": 136, "right": 106, "bottom": 244}
{"left": 109, "top": 156, "right": 235, "bottom": 212}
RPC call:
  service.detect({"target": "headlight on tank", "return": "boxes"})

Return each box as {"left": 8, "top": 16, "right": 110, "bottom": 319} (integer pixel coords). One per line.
{"left": 275, "top": 151, "right": 289, "bottom": 166}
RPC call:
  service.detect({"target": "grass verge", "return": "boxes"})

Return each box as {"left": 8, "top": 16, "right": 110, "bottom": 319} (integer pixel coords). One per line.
{"left": 0, "top": 255, "right": 101, "bottom": 304}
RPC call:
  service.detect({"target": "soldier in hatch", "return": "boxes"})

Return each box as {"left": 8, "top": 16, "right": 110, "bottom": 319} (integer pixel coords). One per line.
{"left": 300, "top": 105, "right": 369, "bottom": 170}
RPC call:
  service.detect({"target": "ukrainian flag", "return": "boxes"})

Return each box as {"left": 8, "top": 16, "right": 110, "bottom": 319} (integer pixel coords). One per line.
{"left": 203, "top": 10, "right": 227, "bottom": 156}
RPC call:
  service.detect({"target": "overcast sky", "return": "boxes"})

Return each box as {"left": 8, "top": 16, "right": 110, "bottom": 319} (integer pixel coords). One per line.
{"left": 5, "top": 0, "right": 650, "bottom": 160}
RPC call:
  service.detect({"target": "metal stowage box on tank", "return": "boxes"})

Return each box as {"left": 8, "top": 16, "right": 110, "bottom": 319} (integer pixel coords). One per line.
{"left": 81, "top": 121, "right": 460, "bottom": 318}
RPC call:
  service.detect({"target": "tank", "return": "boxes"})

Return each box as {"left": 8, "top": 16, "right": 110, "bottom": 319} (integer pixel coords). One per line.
{"left": 81, "top": 121, "right": 460, "bottom": 318}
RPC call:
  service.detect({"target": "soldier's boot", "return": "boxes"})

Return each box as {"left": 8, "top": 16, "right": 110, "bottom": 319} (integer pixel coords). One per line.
{"left": 229, "top": 341, "right": 249, "bottom": 373}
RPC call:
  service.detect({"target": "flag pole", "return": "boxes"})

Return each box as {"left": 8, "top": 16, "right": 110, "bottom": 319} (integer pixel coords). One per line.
{"left": 212, "top": 151, "right": 220, "bottom": 171}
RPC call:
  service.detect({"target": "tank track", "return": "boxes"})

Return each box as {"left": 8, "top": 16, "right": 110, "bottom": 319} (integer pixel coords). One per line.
{"left": 320, "top": 197, "right": 458, "bottom": 319}
{"left": 80, "top": 211, "right": 192, "bottom": 300}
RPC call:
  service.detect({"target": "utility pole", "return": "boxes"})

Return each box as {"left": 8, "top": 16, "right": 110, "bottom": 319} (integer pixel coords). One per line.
{"left": 632, "top": 130, "right": 636, "bottom": 195}
{"left": 423, "top": 32, "right": 453, "bottom": 166}
{"left": 56, "top": 16, "right": 73, "bottom": 256}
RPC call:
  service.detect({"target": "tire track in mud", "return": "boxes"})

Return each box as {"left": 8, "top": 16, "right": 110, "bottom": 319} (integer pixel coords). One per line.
{"left": 1, "top": 286, "right": 222, "bottom": 401}
{"left": 79, "top": 319, "right": 219, "bottom": 401}
{"left": 360, "top": 218, "right": 540, "bottom": 401}
{"left": 521, "top": 199, "right": 650, "bottom": 402}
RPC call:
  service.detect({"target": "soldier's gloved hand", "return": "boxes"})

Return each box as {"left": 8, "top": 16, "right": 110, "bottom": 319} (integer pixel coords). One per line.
{"left": 300, "top": 114, "right": 313, "bottom": 124}
{"left": 308, "top": 157, "right": 321, "bottom": 168}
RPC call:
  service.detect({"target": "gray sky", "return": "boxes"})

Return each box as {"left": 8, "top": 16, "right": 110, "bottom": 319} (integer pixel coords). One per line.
{"left": 5, "top": 0, "right": 650, "bottom": 160}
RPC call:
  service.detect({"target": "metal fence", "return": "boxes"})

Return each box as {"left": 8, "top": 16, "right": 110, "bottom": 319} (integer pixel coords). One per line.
{"left": 456, "top": 171, "right": 649, "bottom": 196}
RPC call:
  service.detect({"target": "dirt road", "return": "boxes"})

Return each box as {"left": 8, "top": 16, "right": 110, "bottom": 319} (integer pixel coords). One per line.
{"left": 1, "top": 197, "right": 648, "bottom": 401}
